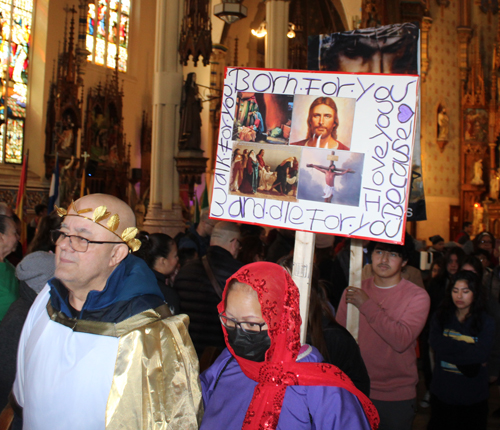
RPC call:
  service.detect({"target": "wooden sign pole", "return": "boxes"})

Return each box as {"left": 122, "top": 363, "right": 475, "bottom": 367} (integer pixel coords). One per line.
{"left": 292, "top": 230, "right": 316, "bottom": 344}
{"left": 346, "top": 238, "right": 363, "bottom": 341}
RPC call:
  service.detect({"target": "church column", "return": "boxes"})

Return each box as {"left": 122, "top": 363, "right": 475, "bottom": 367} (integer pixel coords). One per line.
{"left": 265, "top": 0, "right": 290, "bottom": 69}
{"left": 144, "top": 0, "right": 185, "bottom": 236}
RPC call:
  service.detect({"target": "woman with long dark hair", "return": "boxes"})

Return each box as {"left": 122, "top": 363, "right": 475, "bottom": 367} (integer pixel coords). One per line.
{"left": 237, "top": 236, "right": 265, "bottom": 265}
{"left": 279, "top": 255, "right": 370, "bottom": 396}
{"left": 133, "top": 232, "right": 180, "bottom": 315}
{"left": 427, "top": 271, "right": 494, "bottom": 430}
{"left": 426, "top": 247, "right": 465, "bottom": 321}
{"left": 28, "top": 212, "right": 62, "bottom": 253}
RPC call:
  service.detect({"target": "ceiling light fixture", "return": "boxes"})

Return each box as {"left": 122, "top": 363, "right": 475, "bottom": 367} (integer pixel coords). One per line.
{"left": 214, "top": 0, "right": 248, "bottom": 25}
{"left": 251, "top": 21, "right": 267, "bottom": 38}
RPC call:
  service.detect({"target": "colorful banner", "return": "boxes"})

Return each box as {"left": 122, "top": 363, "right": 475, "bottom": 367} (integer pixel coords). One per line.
{"left": 210, "top": 67, "right": 419, "bottom": 244}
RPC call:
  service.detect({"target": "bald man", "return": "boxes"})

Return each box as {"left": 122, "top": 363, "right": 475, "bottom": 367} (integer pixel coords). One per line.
{"left": 12, "top": 194, "right": 202, "bottom": 430}
{"left": 174, "top": 221, "right": 243, "bottom": 359}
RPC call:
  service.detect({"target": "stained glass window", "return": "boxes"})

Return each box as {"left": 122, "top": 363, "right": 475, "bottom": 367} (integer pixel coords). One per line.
{"left": 86, "top": 0, "right": 130, "bottom": 72}
{"left": 0, "top": 0, "right": 33, "bottom": 164}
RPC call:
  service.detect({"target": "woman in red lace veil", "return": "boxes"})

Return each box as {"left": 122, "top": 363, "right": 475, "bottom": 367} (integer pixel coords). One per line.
{"left": 200, "top": 261, "right": 379, "bottom": 430}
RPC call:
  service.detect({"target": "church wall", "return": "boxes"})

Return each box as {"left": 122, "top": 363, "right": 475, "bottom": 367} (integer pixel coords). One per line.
{"left": 120, "top": 0, "right": 156, "bottom": 171}
{"left": 23, "top": 0, "right": 156, "bottom": 182}
{"left": 417, "top": 1, "right": 463, "bottom": 243}
{"left": 417, "top": 2, "right": 498, "bottom": 244}
{"left": 336, "top": 0, "right": 361, "bottom": 30}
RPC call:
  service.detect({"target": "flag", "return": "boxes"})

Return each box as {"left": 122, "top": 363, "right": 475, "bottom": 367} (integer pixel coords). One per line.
{"left": 200, "top": 182, "right": 209, "bottom": 209}
{"left": 80, "top": 168, "right": 85, "bottom": 198}
{"left": 15, "top": 150, "right": 29, "bottom": 219}
{"left": 48, "top": 154, "right": 60, "bottom": 212}
{"left": 193, "top": 194, "right": 200, "bottom": 224}
{"left": 15, "top": 150, "right": 29, "bottom": 253}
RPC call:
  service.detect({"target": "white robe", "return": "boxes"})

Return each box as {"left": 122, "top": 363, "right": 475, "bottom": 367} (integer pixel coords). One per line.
{"left": 14, "top": 279, "right": 202, "bottom": 430}
{"left": 14, "top": 285, "right": 119, "bottom": 430}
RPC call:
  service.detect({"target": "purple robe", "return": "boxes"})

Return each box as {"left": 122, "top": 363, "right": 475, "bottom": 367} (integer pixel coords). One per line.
{"left": 200, "top": 346, "right": 371, "bottom": 430}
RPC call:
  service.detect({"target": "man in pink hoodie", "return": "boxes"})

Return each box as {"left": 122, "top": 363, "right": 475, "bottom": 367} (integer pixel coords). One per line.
{"left": 337, "top": 241, "right": 430, "bottom": 430}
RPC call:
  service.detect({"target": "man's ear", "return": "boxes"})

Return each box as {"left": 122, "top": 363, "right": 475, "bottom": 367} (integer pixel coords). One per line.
{"left": 401, "top": 259, "right": 408, "bottom": 268}
{"left": 109, "top": 244, "right": 129, "bottom": 267}
{"left": 230, "top": 238, "right": 239, "bottom": 258}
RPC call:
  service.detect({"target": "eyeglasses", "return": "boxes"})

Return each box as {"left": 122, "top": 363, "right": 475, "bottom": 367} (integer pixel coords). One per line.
{"left": 219, "top": 313, "right": 267, "bottom": 333}
{"left": 50, "top": 230, "right": 123, "bottom": 253}
{"left": 480, "top": 240, "right": 493, "bottom": 244}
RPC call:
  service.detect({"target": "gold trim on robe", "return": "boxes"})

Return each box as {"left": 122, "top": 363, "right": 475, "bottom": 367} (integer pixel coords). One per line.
{"left": 46, "top": 303, "right": 203, "bottom": 429}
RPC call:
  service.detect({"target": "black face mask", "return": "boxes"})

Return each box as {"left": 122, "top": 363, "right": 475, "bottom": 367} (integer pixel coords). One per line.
{"left": 226, "top": 328, "right": 271, "bottom": 362}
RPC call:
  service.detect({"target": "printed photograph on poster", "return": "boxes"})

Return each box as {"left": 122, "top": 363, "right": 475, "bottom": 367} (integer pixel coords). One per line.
{"left": 289, "top": 95, "right": 356, "bottom": 150}
{"left": 311, "top": 23, "right": 419, "bottom": 74}
{"left": 297, "top": 149, "right": 364, "bottom": 206}
{"left": 232, "top": 92, "right": 294, "bottom": 144}
{"left": 230, "top": 143, "right": 301, "bottom": 202}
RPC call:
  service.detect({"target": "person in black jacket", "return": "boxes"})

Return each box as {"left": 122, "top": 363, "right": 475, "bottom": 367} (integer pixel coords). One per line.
{"left": 279, "top": 255, "right": 370, "bottom": 396}
{"left": 428, "top": 271, "right": 494, "bottom": 430}
{"left": 133, "top": 232, "right": 181, "bottom": 315}
{"left": 174, "top": 221, "right": 243, "bottom": 360}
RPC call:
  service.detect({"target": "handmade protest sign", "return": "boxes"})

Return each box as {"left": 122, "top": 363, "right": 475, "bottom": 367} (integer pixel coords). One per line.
{"left": 210, "top": 67, "right": 419, "bottom": 245}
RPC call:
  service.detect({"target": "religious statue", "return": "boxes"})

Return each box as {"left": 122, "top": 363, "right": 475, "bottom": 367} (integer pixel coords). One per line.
{"left": 437, "top": 105, "right": 449, "bottom": 141}
{"left": 178, "top": 72, "right": 202, "bottom": 151}
{"left": 471, "top": 159, "right": 484, "bottom": 185}
{"left": 57, "top": 114, "right": 76, "bottom": 153}
{"left": 59, "top": 156, "right": 76, "bottom": 205}
{"left": 490, "top": 168, "right": 500, "bottom": 200}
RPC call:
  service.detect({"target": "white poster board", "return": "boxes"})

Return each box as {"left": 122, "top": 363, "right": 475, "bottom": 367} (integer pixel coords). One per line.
{"left": 210, "top": 67, "right": 419, "bottom": 244}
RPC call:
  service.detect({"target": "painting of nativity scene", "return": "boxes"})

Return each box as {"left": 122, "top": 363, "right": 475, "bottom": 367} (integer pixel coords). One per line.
{"left": 232, "top": 92, "right": 294, "bottom": 144}
{"left": 229, "top": 144, "right": 301, "bottom": 202}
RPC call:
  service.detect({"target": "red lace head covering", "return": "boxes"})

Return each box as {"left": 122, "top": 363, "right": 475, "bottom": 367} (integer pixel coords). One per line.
{"left": 218, "top": 261, "right": 379, "bottom": 430}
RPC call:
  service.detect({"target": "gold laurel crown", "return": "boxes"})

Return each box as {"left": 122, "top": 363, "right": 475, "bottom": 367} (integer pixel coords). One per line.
{"left": 55, "top": 201, "right": 141, "bottom": 252}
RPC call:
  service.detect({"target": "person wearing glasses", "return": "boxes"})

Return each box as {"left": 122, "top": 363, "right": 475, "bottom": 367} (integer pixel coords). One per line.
{"left": 11, "top": 194, "right": 202, "bottom": 430}
{"left": 337, "top": 242, "right": 430, "bottom": 430}
{"left": 200, "top": 262, "right": 378, "bottom": 430}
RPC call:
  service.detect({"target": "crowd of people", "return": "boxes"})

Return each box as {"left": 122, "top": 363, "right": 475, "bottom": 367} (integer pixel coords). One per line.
{"left": 0, "top": 199, "right": 498, "bottom": 429}
{"left": 230, "top": 149, "right": 299, "bottom": 197}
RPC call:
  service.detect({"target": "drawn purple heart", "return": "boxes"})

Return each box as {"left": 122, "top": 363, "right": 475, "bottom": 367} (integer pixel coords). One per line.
{"left": 397, "top": 104, "right": 414, "bottom": 123}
